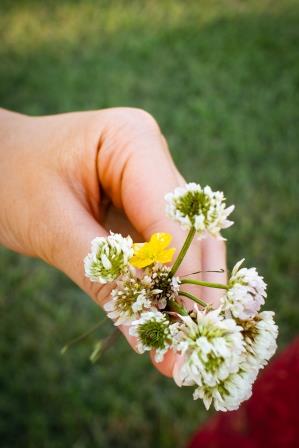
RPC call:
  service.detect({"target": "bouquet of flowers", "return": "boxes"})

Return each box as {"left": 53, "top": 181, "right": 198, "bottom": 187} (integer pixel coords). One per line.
{"left": 84, "top": 183, "right": 278, "bottom": 412}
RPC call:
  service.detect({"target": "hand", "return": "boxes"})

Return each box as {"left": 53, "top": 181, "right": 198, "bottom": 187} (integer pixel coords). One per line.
{"left": 0, "top": 107, "right": 226, "bottom": 376}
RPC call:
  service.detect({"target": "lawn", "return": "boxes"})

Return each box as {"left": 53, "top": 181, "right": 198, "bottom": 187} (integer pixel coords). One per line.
{"left": 0, "top": 1, "right": 298, "bottom": 447}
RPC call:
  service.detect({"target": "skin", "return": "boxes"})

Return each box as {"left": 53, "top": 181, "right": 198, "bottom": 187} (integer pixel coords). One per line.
{"left": 0, "top": 107, "right": 226, "bottom": 377}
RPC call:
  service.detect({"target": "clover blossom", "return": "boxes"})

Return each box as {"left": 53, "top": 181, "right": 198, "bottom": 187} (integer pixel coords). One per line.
{"left": 165, "top": 183, "right": 234, "bottom": 239}
{"left": 240, "top": 310, "right": 278, "bottom": 369}
{"left": 104, "top": 269, "right": 151, "bottom": 326}
{"left": 142, "top": 263, "right": 180, "bottom": 310}
{"left": 84, "top": 232, "right": 133, "bottom": 283}
{"left": 129, "top": 310, "right": 178, "bottom": 362}
{"left": 193, "top": 364, "right": 257, "bottom": 411}
{"left": 173, "top": 308, "right": 244, "bottom": 389}
{"left": 221, "top": 259, "right": 267, "bottom": 320}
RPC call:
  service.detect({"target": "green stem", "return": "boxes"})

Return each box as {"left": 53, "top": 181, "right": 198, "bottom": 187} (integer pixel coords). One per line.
{"left": 179, "top": 291, "right": 208, "bottom": 308}
{"left": 90, "top": 329, "right": 119, "bottom": 364}
{"left": 170, "top": 226, "right": 196, "bottom": 276}
{"left": 181, "top": 278, "right": 228, "bottom": 290}
{"left": 168, "top": 300, "right": 189, "bottom": 316}
{"left": 61, "top": 319, "right": 106, "bottom": 354}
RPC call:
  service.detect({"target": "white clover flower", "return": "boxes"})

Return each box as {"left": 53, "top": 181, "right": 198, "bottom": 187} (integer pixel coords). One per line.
{"left": 173, "top": 308, "right": 244, "bottom": 389}
{"left": 193, "top": 364, "right": 257, "bottom": 411}
{"left": 180, "top": 310, "right": 278, "bottom": 411}
{"left": 165, "top": 183, "right": 234, "bottom": 239}
{"left": 129, "top": 310, "right": 178, "bottom": 362}
{"left": 142, "top": 263, "right": 180, "bottom": 310}
{"left": 241, "top": 310, "right": 278, "bottom": 369}
{"left": 221, "top": 259, "right": 267, "bottom": 320}
{"left": 84, "top": 232, "right": 133, "bottom": 283}
{"left": 104, "top": 269, "right": 152, "bottom": 326}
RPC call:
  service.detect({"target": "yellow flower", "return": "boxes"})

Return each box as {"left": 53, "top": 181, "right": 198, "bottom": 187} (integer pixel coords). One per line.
{"left": 130, "top": 233, "right": 175, "bottom": 269}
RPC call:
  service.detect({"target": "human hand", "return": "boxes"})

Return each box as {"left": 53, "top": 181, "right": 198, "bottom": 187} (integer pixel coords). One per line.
{"left": 0, "top": 107, "right": 226, "bottom": 376}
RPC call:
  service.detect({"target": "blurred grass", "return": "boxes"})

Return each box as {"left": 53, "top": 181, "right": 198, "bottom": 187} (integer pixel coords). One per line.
{"left": 0, "top": 0, "right": 299, "bottom": 447}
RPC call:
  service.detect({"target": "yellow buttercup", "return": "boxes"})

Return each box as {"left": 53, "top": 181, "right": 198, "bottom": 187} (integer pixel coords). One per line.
{"left": 130, "top": 233, "right": 175, "bottom": 269}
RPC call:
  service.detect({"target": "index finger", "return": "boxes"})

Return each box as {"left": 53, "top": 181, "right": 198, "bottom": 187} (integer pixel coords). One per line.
{"left": 98, "top": 108, "right": 203, "bottom": 292}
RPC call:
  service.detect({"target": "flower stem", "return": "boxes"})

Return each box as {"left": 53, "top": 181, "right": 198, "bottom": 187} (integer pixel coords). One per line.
{"left": 180, "top": 278, "right": 228, "bottom": 290}
{"left": 89, "top": 329, "right": 119, "bottom": 364}
{"left": 179, "top": 291, "right": 208, "bottom": 308}
{"left": 170, "top": 226, "right": 196, "bottom": 276}
{"left": 60, "top": 319, "right": 106, "bottom": 354}
{"left": 168, "top": 300, "right": 189, "bottom": 316}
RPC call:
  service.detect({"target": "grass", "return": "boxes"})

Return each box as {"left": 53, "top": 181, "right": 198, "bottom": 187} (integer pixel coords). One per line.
{"left": 0, "top": 1, "right": 299, "bottom": 447}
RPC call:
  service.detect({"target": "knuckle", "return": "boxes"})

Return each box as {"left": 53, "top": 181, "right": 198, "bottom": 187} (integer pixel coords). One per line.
{"left": 127, "top": 108, "right": 158, "bottom": 128}
{"left": 109, "top": 107, "right": 160, "bottom": 134}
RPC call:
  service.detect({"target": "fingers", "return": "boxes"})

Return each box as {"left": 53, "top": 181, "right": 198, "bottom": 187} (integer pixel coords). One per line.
{"left": 150, "top": 349, "right": 177, "bottom": 378}
{"left": 98, "top": 108, "right": 203, "bottom": 288}
{"left": 95, "top": 109, "right": 205, "bottom": 377}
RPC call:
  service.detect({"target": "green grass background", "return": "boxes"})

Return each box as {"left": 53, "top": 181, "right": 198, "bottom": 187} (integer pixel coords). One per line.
{"left": 0, "top": 1, "right": 299, "bottom": 447}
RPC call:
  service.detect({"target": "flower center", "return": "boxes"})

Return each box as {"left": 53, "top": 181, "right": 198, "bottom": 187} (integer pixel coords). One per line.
{"left": 237, "top": 318, "right": 259, "bottom": 341}
{"left": 152, "top": 272, "right": 175, "bottom": 297}
{"left": 175, "top": 191, "right": 211, "bottom": 222}
{"left": 138, "top": 320, "right": 169, "bottom": 349}
{"left": 114, "top": 280, "right": 145, "bottom": 315}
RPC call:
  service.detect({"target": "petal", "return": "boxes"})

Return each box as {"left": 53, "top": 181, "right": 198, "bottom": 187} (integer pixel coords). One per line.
{"left": 172, "top": 354, "right": 186, "bottom": 387}
{"left": 130, "top": 242, "right": 153, "bottom": 267}
{"left": 150, "top": 232, "right": 172, "bottom": 250}
{"left": 132, "top": 242, "right": 146, "bottom": 254}
{"left": 156, "top": 247, "right": 176, "bottom": 264}
{"left": 130, "top": 255, "right": 153, "bottom": 268}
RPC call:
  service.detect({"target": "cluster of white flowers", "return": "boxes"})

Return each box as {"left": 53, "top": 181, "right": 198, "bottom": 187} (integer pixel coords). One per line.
{"left": 193, "top": 366, "right": 257, "bottom": 411}
{"left": 170, "top": 258, "right": 277, "bottom": 411}
{"left": 221, "top": 259, "right": 267, "bottom": 320}
{"left": 103, "top": 263, "right": 180, "bottom": 327}
{"left": 173, "top": 304, "right": 278, "bottom": 411}
{"left": 129, "top": 310, "right": 179, "bottom": 363}
{"left": 142, "top": 264, "right": 180, "bottom": 310}
{"left": 241, "top": 311, "right": 278, "bottom": 369}
{"left": 104, "top": 269, "right": 151, "bottom": 326}
{"left": 84, "top": 183, "right": 278, "bottom": 412}
{"left": 84, "top": 232, "right": 133, "bottom": 283}
{"left": 173, "top": 309, "right": 244, "bottom": 388}
{"left": 165, "top": 183, "right": 234, "bottom": 239}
